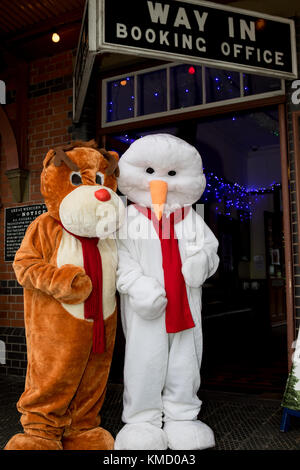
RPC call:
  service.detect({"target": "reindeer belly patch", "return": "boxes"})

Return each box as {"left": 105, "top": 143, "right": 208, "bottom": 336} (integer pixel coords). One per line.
{"left": 57, "top": 229, "right": 117, "bottom": 321}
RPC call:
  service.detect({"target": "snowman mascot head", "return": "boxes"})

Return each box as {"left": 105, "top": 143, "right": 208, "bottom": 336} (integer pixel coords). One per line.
{"left": 117, "top": 133, "right": 206, "bottom": 217}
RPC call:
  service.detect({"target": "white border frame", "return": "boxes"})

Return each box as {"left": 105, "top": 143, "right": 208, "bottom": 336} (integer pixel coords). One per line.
{"left": 101, "top": 62, "right": 285, "bottom": 128}
{"left": 96, "top": 0, "right": 298, "bottom": 80}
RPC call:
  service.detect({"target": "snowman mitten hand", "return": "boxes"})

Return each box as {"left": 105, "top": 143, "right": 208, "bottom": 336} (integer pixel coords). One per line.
{"left": 128, "top": 276, "right": 167, "bottom": 320}
{"left": 182, "top": 250, "right": 209, "bottom": 288}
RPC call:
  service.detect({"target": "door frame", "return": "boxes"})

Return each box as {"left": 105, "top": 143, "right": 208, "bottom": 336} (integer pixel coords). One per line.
{"left": 279, "top": 104, "right": 295, "bottom": 369}
{"left": 292, "top": 110, "right": 300, "bottom": 260}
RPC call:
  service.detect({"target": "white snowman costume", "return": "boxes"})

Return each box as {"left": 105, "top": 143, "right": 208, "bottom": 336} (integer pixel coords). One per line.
{"left": 115, "top": 134, "right": 219, "bottom": 450}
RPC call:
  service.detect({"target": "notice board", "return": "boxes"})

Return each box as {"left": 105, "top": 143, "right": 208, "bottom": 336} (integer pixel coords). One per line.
{"left": 5, "top": 204, "right": 47, "bottom": 262}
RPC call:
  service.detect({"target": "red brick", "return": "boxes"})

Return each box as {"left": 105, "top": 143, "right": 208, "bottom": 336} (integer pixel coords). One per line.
{"left": 11, "top": 320, "right": 25, "bottom": 327}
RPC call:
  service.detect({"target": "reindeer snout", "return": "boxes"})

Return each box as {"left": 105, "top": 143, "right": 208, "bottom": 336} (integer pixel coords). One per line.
{"left": 94, "top": 188, "right": 111, "bottom": 202}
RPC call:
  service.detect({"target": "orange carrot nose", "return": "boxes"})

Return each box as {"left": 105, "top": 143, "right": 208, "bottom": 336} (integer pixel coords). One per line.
{"left": 149, "top": 180, "right": 168, "bottom": 221}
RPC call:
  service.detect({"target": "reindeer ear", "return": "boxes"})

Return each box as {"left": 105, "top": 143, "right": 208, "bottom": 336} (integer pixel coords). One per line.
{"left": 43, "top": 149, "right": 55, "bottom": 168}
{"left": 99, "top": 148, "right": 120, "bottom": 177}
{"left": 108, "top": 151, "right": 120, "bottom": 177}
{"left": 108, "top": 151, "right": 119, "bottom": 162}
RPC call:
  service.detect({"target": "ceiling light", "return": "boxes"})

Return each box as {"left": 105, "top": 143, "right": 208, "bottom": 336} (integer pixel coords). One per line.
{"left": 52, "top": 32, "right": 60, "bottom": 43}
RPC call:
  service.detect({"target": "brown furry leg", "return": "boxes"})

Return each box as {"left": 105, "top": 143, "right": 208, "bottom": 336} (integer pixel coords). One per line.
{"left": 62, "top": 427, "right": 114, "bottom": 450}
{"left": 62, "top": 311, "right": 117, "bottom": 450}
{"left": 14, "top": 295, "right": 95, "bottom": 446}
{"left": 4, "top": 433, "right": 63, "bottom": 450}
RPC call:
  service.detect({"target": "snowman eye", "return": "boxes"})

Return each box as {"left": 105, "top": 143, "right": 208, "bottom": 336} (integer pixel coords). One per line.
{"left": 168, "top": 170, "right": 176, "bottom": 176}
{"left": 70, "top": 172, "right": 82, "bottom": 186}
{"left": 146, "top": 167, "right": 155, "bottom": 174}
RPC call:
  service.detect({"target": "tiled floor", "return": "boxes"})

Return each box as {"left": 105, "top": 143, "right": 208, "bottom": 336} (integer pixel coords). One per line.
{"left": 1, "top": 376, "right": 300, "bottom": 450}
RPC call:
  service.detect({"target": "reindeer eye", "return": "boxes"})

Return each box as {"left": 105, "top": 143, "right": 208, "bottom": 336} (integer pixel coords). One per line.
{"left": 70, "top": 172, "right": 82, "bottom": 186}
{"left": 146, "top": 167, "right": 155, "bottom": 174}
{"left": 168, "top": 170, "right": 176, "bottom": 176}
{"left": 96, "top": 172, "right": 104, "bottom": 185}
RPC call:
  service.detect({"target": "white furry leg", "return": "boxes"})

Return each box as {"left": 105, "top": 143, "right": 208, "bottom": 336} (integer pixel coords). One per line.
{"left": 164, "top": 420, "right": 215, "bottom": 450}
{"left": 114, "top": 423, "right": 168, "bottom": 450}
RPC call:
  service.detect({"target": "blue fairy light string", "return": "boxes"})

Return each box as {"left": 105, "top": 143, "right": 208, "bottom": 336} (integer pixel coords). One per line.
{"left": 202, "top": 171, "right": 281, "bottom": 220}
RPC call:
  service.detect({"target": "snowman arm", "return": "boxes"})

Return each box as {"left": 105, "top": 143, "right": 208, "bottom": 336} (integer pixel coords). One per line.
{"left": 202, "top": 222, "right": 220, "bottom": 278}
{"left": 182, "top": 221, "right": 219, "bottom": 288}
{"left": 116, "top": 237, "right": 144, "bottom": 294}
{"left": 116, "top": 236, "right": 167, "bottom": 320}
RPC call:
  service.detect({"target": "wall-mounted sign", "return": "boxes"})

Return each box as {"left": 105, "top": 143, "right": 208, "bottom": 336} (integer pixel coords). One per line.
{"left": 5, "top": 204, "right": 47, "bottom": 262}
{"left": 97, "top": 0, "right": 297, "bottom": 79}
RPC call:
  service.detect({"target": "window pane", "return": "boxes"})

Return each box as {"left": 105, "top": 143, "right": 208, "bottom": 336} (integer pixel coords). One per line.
{"left": 106, "top": 76, "right": 134, "bottom": 122}
{"left": 137, "top": 69, "right": 167, "bottom": 116}
{"left": 243, "top": 74, "right": 281, "bottom": 96}
{"left": 205, "top": 68, "right": 240, "bottom": 103}
{"left": 170, "top": 64, "right": 203, "bottom": 110}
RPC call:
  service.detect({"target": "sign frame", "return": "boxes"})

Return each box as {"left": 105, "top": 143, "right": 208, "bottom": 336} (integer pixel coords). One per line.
{"left": 96, "top": 0, "right": 298, "bottom": 80}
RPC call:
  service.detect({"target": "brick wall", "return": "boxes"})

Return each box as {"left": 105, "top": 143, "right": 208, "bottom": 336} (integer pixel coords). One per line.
{"left": 0, "top": 48, "right": 100, "bottom": 375}
{"left": 0, "top": 49, "right": 75, "bottom": 375}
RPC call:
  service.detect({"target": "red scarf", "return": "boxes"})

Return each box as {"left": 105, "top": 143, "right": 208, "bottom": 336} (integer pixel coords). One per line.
{"left": 58, "top": 221, "right": 105, "bottom": 354}
{"left": 135, "top": 205, "right": 195, "bottom": 333}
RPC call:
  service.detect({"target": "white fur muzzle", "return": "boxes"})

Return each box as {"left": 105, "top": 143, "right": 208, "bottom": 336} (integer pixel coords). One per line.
{"left": 59, "top": 185, "right": 125, "bottom": 238}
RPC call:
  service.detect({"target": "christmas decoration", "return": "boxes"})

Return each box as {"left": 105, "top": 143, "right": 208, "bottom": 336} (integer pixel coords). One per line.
{"left": 202, "top": 171, "right": 281, "bottom": 220}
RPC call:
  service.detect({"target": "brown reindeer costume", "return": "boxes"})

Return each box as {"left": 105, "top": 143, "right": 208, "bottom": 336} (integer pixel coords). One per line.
{"left": 4, "top": 140, "right": 124, "bottom": 450}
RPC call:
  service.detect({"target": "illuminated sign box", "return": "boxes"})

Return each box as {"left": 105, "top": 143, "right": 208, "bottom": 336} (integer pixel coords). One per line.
{"left": 73, "top": 0, "right": 297, "bottom": 122}
{"left": 93, "top": 0, "right": 297, "bottom": 80}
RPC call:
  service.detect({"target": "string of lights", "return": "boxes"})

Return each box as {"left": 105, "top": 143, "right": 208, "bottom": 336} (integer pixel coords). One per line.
{"left": 202, "top": 171, "right": 281, "bottom": 220}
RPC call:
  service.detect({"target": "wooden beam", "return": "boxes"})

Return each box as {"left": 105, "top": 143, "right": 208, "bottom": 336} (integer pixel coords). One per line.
{"left": 98, "top": 94, "right": 286, "bottom": 135}
{"left": 279, "top": 103, "right": 295, "bottom": 370}
{"left": 292, "top": 110, "right": 300, "bottom": 284}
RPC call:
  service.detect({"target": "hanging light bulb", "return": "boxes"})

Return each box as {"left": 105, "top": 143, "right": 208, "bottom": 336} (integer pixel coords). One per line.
{"left": 52, "top": 32, "right": 60, "bottom": 43}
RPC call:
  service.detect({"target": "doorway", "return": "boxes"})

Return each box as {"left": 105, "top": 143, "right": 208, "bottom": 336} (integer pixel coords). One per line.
{"left": 108, "top": 106, "right": 289, "bottom": 394}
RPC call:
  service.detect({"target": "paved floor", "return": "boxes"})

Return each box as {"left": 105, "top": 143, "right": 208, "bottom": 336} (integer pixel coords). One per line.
{"left": 1, "top": 376, "right": 300, "bottom": 451}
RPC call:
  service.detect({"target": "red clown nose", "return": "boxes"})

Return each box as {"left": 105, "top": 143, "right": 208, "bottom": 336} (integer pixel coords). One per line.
{"left": 94, "top": 188, "right": 111, "bottom": 202}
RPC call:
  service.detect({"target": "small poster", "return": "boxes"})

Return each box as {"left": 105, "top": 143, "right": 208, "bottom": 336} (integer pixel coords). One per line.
{"left": 5, "top": 204, "right": 47, "bottom": 262}
{"left": 282, "top": 330, "right": 300, "bottom": 411}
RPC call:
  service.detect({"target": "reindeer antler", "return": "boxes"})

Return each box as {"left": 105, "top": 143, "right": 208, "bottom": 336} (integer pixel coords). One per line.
{"left": 53, "top": 145, "right": 79, "bottom": 171}
{"left": 52, "top": 140, "right": 119, "bottom": 177}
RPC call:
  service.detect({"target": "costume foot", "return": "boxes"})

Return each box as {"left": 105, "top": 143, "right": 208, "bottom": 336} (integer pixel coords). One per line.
{"left": 4, "top": 433, "right": 63, "bottom": 450}
{"left": 114, "top": 423, "right": 168, "bottom": 450}
{"left": 62, "top": 427, "right": 114, "bottom": 450}
{"left": 164, "top": 420, "right": 215, "bottom": 450}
